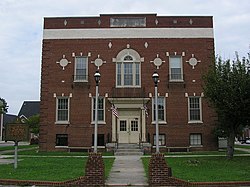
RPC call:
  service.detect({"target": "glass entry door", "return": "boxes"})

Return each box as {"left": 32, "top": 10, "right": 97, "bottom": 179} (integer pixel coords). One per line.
{"left": 118, "top": 118, "right": 140, "bottom": 143}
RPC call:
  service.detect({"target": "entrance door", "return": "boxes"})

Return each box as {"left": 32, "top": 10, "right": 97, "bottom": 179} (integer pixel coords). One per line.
{"left": 118, "top": 118, "right": 140, "bottom": 143}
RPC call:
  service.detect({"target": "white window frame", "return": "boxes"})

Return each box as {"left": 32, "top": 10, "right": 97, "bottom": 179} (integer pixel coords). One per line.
{"left": 153, "top": 134, "right": 166, "bottom": 146}
{"left": 74, "top": 56, "right": 88, "bottom": 82}
{"left": 151, "top": 97, "right": 167, "bottom": 124}
{"left": 91, "top": 96, "right": 106, "bottom": 124}
{"left": 169, "top": 56, "right": 183, "bottom": 82}
{"left": 55, "top": 97, "right": 70, "bottom": 124}
{"left": 55, "top": 134, "right": 68, "bottom": 148}
{"left": 116, "top": 55, "right": 141, "bottom": 88}
{"left": 188, "top": 96, "right": 203, "bottom": 123}
{"left": 190, "top": 133, "right": 202, "bottom": 147}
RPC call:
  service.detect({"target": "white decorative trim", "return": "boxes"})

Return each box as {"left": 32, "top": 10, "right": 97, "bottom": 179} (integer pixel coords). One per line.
{"left": 185, "top": 93, "right": 188, "bottom": 97}
{"left": 53, "top": 93, "right": 57, "bottom": 98}
{"left": 56, "top": 56, "right": 71, "bottom": 70}
{"left": 105, "top": 93, "right": 108, "bottom": 97}
{"left": 69, "top": 93, "right": 72, "bottom": 98}
{"left": 43, "top": 28, "right": 214, "bottom": 39}
{"left": 89, "top": 93, "right": 92, "bottom": 97}
{"left": 149, "top": 93, "right": 152, "bottom": 97}
{"left": 108, "top": 42, "right": 112, "bottom": 48}
{"left": 165, "top": 93, "right": 168, "bottom": 98}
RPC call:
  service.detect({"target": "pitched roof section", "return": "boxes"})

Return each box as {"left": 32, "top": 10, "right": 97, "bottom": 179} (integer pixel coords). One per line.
{"left": 3, "top": 114, "right": 18, "bottom": 126}
{"left": 18, "top": 101, "right": 40, "bottom": 119}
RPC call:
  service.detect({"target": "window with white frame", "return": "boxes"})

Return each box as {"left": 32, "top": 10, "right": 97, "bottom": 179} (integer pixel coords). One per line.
{"left": 188, "top": 97, "right": 202, "bottom": 122}
{"left": 116, "top": 55, "right": 140, "bottom": 87}
{"left": 56, "top": 97, "right": 69, "bottom": 123}
{"left": 74, "top": 56, "right": 88, "bottom": 81}
{"left": 56, "top": 134, "right": 68, "bottom": 146}
{"left": 153, "top": 134, "right": 166, "bottom": 146}
{"left": 169, "top": 56, "right": 183, "bottom": 81}
{"left": 92, "top": 97, "right": 105, "bottom": 122}
{"left": 190, "top": 133, "right": 202, "bottom": 146}
{"left": 152, "top": 97, "right": 166, "bottom": 122}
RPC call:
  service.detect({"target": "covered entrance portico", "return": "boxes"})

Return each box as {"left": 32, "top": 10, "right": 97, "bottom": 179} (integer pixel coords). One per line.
{"left": 108, "top": 98, "right": 149, "bottom": 144}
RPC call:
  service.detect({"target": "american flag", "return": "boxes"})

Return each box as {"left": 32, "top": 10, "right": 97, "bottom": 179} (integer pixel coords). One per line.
{"left": 111, "top": 104, "right": 119, "bottom": 118}
{"left": 144, "top": 104, "right": 149, "bottom": 118}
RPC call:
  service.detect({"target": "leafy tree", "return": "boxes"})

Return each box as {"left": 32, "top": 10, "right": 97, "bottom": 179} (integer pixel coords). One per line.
{"left": 203, "top": 54, "right": 250, "bottom": 159}
{"left": 0, "top": 97, "right": 8, "bottom": 114}
{"left": 25, "top": 114, "right": 40, "bottom": 135}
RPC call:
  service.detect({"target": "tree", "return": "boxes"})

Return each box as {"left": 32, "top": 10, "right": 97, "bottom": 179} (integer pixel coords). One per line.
{"left": 0, "top": 97, "right": 8, "bottom": 114}
{"left": 203, "top": 54, "right": 250, "bottom": 159}
{"left": 25, "top": 114, "right": 40, "bottom": 135}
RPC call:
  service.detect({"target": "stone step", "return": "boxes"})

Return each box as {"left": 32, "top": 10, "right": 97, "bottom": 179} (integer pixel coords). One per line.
{"left": 116, "top": 149, "right": 142, "bottom": 153}
{"left": 115, "top": 151, "right": 144, "bottom": 156}
{"left": 117, "top": 143, "right": 140, "bottom": 149}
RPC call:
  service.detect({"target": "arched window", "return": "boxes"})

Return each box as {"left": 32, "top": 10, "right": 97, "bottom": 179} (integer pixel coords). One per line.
{"left": 115, "top": 49, "right": 142, "bottom": 87}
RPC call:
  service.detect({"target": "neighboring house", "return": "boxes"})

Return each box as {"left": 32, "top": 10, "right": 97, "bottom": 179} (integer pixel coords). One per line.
{"left": 40, "top": 14, "right": 218, "bottom": 152}
{"left": 18, "top": 101, "right": 40, "bottom": 122}
{"left": 0, "top": 113, "right": 18, "bottom": 141}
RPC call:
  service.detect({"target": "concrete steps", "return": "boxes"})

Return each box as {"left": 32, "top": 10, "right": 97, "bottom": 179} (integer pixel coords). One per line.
{"left": 115, "top": 143, "right": 144, "bottom": 156}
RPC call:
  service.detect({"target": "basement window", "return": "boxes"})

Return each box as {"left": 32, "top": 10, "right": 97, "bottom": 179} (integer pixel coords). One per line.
{"left": 110, "top": 17, "right": 146, "bottom": 27}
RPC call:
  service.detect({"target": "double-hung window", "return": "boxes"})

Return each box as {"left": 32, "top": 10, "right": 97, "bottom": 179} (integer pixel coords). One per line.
{"left": 152, "top": 97, "right": 166, "bottom": 123}
{"left": 188, "top": 97, "right": 202, "bottom": 123}
{"left": 116, "top": 55, "right": 140, "bottom": 87}
{"left": 56, "top": 97, "right": 69, "bottom": 124}
{"left": 74, "top": 56, "right": 88, "bottom": 81}
{"left": 169, "top": 56, "right": 183, "bottom": 81}
{"left": 190, "top": 133, "right": 202, "bottom": 146}
{"left": 92, "top": 97, "right": 105, "bottom": 123}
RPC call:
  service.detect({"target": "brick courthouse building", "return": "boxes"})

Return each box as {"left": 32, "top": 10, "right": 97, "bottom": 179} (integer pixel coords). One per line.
{"left": 40, "top": 14, "right": 217, "bottom": 152}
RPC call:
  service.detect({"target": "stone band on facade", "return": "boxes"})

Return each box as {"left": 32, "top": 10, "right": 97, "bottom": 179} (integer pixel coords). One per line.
{"left": 43, "top": 28, "right": 214, "bottom": 39}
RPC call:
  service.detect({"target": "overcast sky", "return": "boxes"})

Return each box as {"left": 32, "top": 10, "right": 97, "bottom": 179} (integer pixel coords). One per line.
{"left": 0, "top": 0, "right": 249, "bottom": 114}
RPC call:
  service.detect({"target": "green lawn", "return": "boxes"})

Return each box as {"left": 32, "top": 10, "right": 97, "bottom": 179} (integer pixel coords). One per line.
{"left": 235, "top": 144, "right": 250, "bottom": 149}
{"left": 1, "top": 145, "right": 113, "bottom": 156}
{"left": 0, "top": 157, "right": 114, "bottom": 181}
{"left": 142, "top": 156, "right": 250, "bottom": 182}
{"left": 0, "top": 145, "right": 37, "bottom": 152}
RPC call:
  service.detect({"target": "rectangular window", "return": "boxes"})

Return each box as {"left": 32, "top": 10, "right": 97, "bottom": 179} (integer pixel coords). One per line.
{"left": 92, "top": 97, "right": 104, "bottom": 122}
{"left": 131, "top": 120, "right": 138, "bottom": 131}
{"left": 92, "top": 134, "right": 105, "bottom": 146}
{"left": 110, "top": 17, "right": 146, "bottom": 27}
{"left": 153, "top": 134, "right": 166, "bottom": 146}
{"left": 190, "top": 134, "right": 202, "bottom": 146}
{"left": 124, "top": 63, "right": 133, "bottom": 85}
{"left": 74, "top": 57, "right": 88, "bottom": 81}
{"left": 56, "top": 134, "right": 68, "bottom": 146}
{"left": 56, "top": 97, "right": 69, "bottom": 123}
{"left": 135, "top": 63, "right": 140, "bottom": 86}
{"left": 120, "top": 120, "right": 127, "bottom": 131}
{"left": 169, "top": 56, "right": 183, "bottom": 81}
{"left": 153, "top": 97, "right": 165, "bottom": 122}
{"left": 189, "top": 97, "right": 202, "bottom": 122}
{"left": 117, "top": 63, "right": 122, "bottom": 86}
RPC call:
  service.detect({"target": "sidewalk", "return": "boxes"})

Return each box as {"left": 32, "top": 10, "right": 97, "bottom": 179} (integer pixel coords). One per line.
{"left": 105, "top": 155, "right": 148, "bottom": 186}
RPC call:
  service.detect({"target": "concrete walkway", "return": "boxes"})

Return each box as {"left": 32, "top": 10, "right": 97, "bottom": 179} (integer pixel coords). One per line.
{"left": 105, "top": 155, "right": 148, "bottom": 186}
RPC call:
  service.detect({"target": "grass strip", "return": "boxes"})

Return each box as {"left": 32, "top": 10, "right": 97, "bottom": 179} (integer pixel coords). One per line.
{"left": 142, "top": 156, "right": 250, "bottom": 182}
{"left": 0, "top": 157, "right": 114, "bottom": 181}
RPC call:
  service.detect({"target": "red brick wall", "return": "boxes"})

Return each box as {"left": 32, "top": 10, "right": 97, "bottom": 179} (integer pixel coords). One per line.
{"left": 40, "top": 14, "right": 217, "bottom": 151}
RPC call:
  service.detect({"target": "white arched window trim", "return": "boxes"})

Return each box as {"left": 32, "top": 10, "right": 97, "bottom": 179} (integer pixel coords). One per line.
{"left": 113, "top": 48, "right": 143, "bottom": 88}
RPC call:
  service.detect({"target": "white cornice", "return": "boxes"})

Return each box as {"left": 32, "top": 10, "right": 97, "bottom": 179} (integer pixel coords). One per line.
{"left": 43, "top": 28, "right": 214, "bottom": 39}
